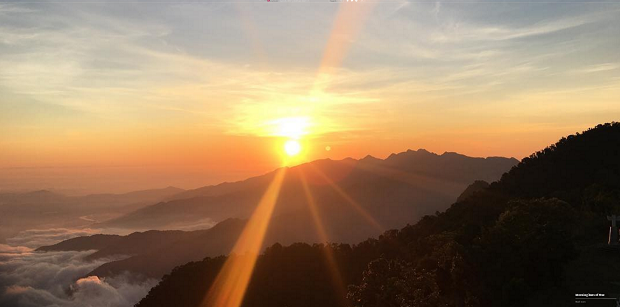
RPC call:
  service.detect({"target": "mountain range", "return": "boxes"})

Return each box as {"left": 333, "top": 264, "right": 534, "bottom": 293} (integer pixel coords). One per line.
{"left": 36, "top": 149, "right": 518, "bottom": 279}
{"left": 100, "top": 150, "right": 518, "bottom": 235}
{"left": 135, "top": 122, "right": 620, "bottom": 307}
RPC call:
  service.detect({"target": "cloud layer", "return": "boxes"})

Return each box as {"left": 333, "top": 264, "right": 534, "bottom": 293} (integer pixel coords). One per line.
{"left": 0, "top": 229, "right": 157, "bottom": 307}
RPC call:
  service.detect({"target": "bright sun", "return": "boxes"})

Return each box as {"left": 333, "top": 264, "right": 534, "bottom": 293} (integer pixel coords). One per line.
{"left": 284, "top": 140, "right": 302, "bottom": 156}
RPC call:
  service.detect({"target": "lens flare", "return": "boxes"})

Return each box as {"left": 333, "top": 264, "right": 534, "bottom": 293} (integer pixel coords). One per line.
{"left": 310, "top": 164, "right": 383, "bottom": 232}
{"left": 202, "top": 169, "right": 286, "bottom": 307}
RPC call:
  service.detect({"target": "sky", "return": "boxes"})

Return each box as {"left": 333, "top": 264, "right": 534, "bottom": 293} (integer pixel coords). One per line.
{"left": 0, "top": 0, "right": 619, "bottom": 194}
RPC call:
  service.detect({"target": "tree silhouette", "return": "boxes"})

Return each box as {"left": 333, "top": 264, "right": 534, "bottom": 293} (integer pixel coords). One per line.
{"left": 137, "top": 122, "right": 620, "bottom": 307}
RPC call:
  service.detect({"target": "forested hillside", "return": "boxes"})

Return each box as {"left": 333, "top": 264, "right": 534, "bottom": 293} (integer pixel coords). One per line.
{"left": 137, "top": 123, "right": 620, "bottom": 307}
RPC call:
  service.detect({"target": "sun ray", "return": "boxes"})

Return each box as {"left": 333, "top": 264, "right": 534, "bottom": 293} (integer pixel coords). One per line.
{"left": 299, "top": 171, "right": 349, "bottom": 306}
{"left": 201, "top": 168, "right": 286, "bottom": 307}
{"left": 234, "top": 3, "right": 269, "bottom": 68}
{"left": 313, "top": 2, "right": 376, "bottom": 92}
{"left": 309, "top": 164, "right": 383, "bottom": 233}
{"left": 201, "top": 4, "right": 379, "bottom": 306}
{"left": 341, "top": 159, "right": 466, "bottom": 198}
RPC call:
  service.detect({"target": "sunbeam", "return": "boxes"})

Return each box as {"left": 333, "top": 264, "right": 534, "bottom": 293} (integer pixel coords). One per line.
{"left": 202, "top": 3, "right": 378, "bottom": 306}
{"left": 201, "top": 168, "right": 286, "bottom": 307}
{"left": 234, "top": 3, "right": 269, "bottom": 67}
{"left": 300, "top": 171, "right": 349, "bottom": 306}
{"left": 313, "top": 2, "right": 376, "bottom": 92}
{"left": 309, "top": 164, "right": 383, "bottom": 233}
{"left": 341, "top": 159, "right": 466, "bottom": 198}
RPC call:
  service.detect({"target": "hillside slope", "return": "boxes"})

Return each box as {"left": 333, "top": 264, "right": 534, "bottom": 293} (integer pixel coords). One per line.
{"left": 136, "top": 123, "right": 620, "bottom": 307}
{"left": 36, "top": 219, "right": 246, "bottom": 279}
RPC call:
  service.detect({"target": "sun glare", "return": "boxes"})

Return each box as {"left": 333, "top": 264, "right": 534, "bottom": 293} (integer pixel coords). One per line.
{"left": 272, "top": 116, "right": 310, "bottom": 139}
{"left": 202, "top": 169, "right": 286, "bottom": 307}
{"left": 284, "top": 140, "right": 302, "bottom": 156}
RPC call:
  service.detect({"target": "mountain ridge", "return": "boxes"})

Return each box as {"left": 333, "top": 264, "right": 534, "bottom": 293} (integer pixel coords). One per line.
{"left": 100, "top": 149, "right": 517, "bottom": 231}
{"left": 37, "top": 149, "right": 518, "bottom": 281}
{"left": 135, "top": 122, "right": 620, "bottom": 307}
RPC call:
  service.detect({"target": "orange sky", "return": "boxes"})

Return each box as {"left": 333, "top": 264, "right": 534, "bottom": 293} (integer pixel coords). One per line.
{"left": 1, "top": 1, "right": 619, "bottom": 194}
{"left": 0, "top": 122, "right": 599, "bottom": 194}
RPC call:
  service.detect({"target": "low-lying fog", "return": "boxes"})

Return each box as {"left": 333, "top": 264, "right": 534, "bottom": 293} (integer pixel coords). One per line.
{"left": 0, "top": 228, "right": 157, "bottom": 307}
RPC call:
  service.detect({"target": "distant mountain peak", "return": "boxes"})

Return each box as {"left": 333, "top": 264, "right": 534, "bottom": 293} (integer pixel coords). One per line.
{"left": 360, "top": 155, "right": 380, "bottom": 162}
{"left": 387, "top": 148, "right": 438, "bottom": 160}
{"left": 441, "top": 151, "right": 464, "bottom": 156}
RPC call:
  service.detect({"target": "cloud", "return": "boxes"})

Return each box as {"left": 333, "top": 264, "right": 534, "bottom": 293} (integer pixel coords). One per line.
{"left": 0, "top": 4, "right": 34, "bottom": 15}
{"left": 0, "top": 248, "right": 157, "bottom": 307}
{"left": 1, "top": 0, "right": 619, "bottom": 175}
{"left": 430, "top": 16, "right": 592, "bottom": 43}
{"left": 0, "top": 245, "right": 31, "bottom": 255}
{"left": 73, "top": 275, "right": 156, "bottom": 307}
{"left": 0, "top": 245, "right": 33, "bottom": 262}
{"left": 570, "top": 63, "right": 619, "bottom": 74}
{"left": 166, "top": 218, "right": 217, "bottom": 231}
{"left": 1, "top": 227, "right": 157, "bottom": 307}
{"left": 1, "top": 274, "right": 156, "bottom": 307}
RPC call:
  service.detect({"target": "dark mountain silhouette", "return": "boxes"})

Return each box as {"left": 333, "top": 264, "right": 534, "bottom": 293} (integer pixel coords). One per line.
{"left": 136, "top": 122, "right": 620, "bottom": 307}
{"left": 36, "top": 149, "right": 516, "bottom": 280}
{"left": 36, "top": 234, "right": 122, "bottom": 252}
{"left": 87, "top": 219, "right": 246, "bottom": 278}
{"left": 101, "top": 150, "right": 517, "bottom": 238}
{"left": 35, "top": 220, "right": 245, "bottom": 278}
{"left": 36, "top": 230, "right": 188, "bottom": 260}
{"left": 83, "top": 230, "right": 188, "bottom": 261}
{"left": 456, "top": 180, "right": 489, "bottom": 202}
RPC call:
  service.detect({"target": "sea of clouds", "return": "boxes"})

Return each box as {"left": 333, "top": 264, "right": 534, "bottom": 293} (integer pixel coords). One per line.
{"left": 0, "top": 229, "right": 158, "bottom": 307}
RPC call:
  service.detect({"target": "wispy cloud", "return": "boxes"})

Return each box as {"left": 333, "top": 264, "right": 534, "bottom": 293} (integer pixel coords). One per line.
{"left": 430, "top": 16, "right": 592, "bottom": 43}
{"left": 570, "top": 63, "right": 619, "bottom": 74}
{"left": 0, "top": 0, "right": 619, "bottom": 178}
